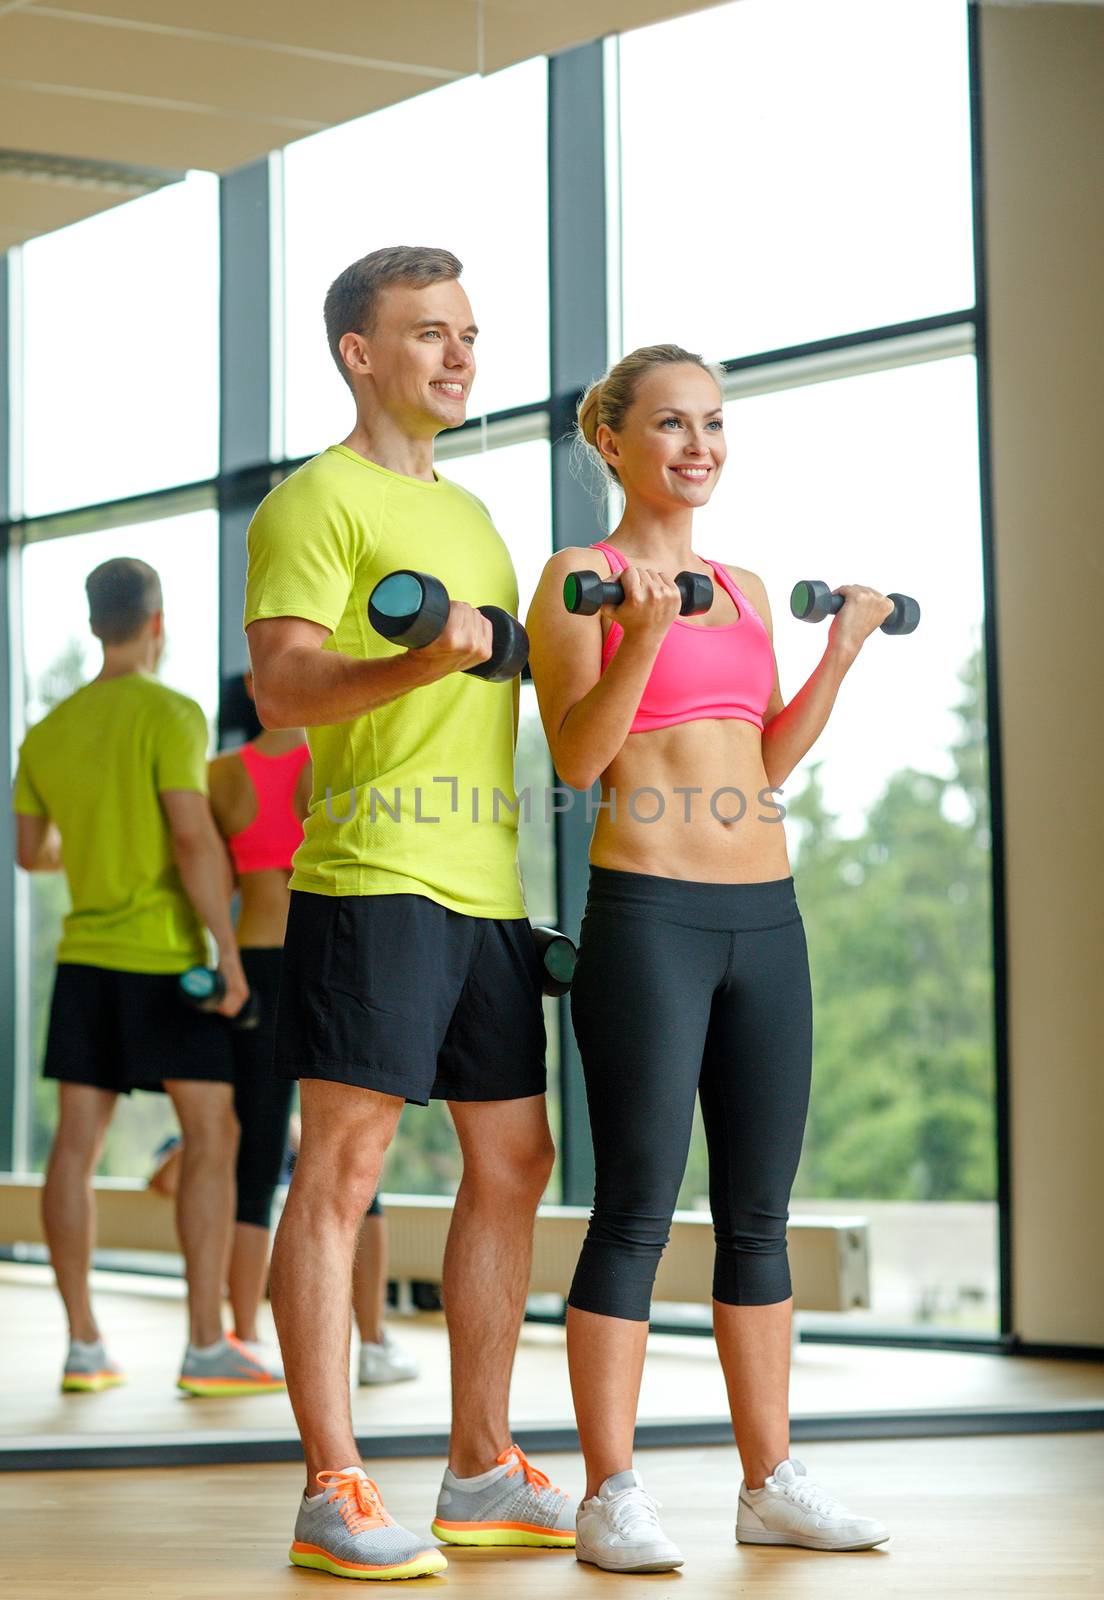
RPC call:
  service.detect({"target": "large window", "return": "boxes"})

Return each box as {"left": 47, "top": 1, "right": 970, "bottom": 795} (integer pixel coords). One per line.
{"left": 441, "top": 435, "right": 552, "bottom": 620}
{"left": 19, "top": 174, "right": 219, "bottom": 517}
{"left": 607, "top": 0, "right": 995, "bottom": 1333}
{"left": 615, "top": 0, "right": 974, "bottom": 361}
{"left": 668, "top": 355, "right": 997, "bottom": 1330}
{"left": 2, "top": 4, "right": 1000, "bottom": 1338}
{"left": 704, "top": 357, "right": 985, "bottom": 828}
{"left": 281, "top": 59, "right": 550, "bottom": 460}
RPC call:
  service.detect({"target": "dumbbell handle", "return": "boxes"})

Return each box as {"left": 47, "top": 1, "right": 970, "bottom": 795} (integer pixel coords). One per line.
{"left": 564, "top": 569, "right": 713, "bottom": 617}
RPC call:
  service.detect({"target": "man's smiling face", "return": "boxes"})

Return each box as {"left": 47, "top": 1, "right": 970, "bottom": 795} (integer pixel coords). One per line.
{"left": 356, "top": 277, "right": 478, "bottom": 437}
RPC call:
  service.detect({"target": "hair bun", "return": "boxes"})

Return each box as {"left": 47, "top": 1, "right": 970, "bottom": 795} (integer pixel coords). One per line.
{"left": 578, "top": 379, "right": 606, "bottom": 448}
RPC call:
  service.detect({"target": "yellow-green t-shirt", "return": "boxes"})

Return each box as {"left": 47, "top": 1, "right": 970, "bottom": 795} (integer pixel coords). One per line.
{"left": 13, "top": 674, "right": 210, "bottom": 973}
{"left": 243, "top": 444, "right": 526, "bottom": 918}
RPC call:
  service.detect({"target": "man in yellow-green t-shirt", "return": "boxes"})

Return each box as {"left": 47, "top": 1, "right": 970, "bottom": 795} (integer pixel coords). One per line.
{"left": 246, "top": 246, "right": 568, "bottom": 1578}
{"left": 13, "top": 557, "right": 282, "bottom": 1398}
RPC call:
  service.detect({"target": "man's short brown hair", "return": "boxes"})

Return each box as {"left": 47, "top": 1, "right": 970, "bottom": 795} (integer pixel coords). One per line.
{"left": 323, "top": 245, "right": 463, "bottom": 388}
{"left": 86, "top": 557, "right": 163, "bottom": 645}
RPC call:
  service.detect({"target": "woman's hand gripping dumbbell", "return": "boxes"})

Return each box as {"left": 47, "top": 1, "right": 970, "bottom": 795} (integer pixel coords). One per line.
{"left": 368, "top": 570, "right": 529, "bottom": 683}
{"left": 790, "top": 580, "right": 920, "bottom": 637}
{"left": 564, "top": 568, "right": 714, "bottom": 618}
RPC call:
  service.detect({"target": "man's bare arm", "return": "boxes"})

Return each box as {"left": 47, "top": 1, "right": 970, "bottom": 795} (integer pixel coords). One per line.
{"left": 247, "top": 610, "right": 495, "bottom": 729}
{"left": 160, "top": 789, "right": 247, "bottom": 1019}
{"left": 14, "top": 813, "right": 63, "bottom": 872}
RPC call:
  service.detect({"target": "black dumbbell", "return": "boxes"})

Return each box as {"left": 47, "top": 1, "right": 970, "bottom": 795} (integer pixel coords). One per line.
{"left": 531, "top": 926, "right": 578, "bottom": 998}
{"left": 178, "top": 966, "right": 260, "bottom": 1031}
{"left": 368, "top": 570, "right": 528, "bottom": 683}
{"left": 563, "top": 569, "right": 714, "bottom": 618}
{"left": 790, "top": 580, "right": 920, "bottom": 636}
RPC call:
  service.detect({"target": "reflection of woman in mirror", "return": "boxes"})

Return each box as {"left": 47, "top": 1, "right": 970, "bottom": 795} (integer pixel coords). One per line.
{"left": 527, "top": 345, "right": 893, "bottom": 1569}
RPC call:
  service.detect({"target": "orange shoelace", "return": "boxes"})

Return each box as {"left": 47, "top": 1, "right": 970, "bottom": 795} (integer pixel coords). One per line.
{"left": 497, "top": 1445, "right": 560, "bottom": 1495}
{"left": 316, "top": 1470, "right": 392, "bottom": 1534}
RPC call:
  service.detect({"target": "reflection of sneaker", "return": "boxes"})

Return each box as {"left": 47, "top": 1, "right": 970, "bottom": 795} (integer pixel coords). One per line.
{"left": 736, "top": 1458, "right": 890, "bottom": 1551}
{"left": 576, "top": 1469, "right": 683, "bottom": 1573}
{"left": 290, "top": 1466, "right": 448, "bottom": 1580}
{"left": 233, "top": 1336, "right": 285, "bottom": 1382}
{"left": 358, "top": 1330, "right": 419, "bottom": 1387}
{"left": 177, "top": 1333, "right": 286, "bottom": 1396}
{"left": 62, "top": 1338, "right": 126, "bottom": 1393}
{"left": 431, "top": 1444, "right": 575, "bottom": 1548}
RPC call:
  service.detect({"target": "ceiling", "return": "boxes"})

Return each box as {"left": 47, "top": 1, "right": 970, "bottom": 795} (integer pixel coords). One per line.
{"left": 0, "top": 0, "right": 727, "bottom": 251}
{"left": 3, "top": 0, "right": 1099, "bottom": 252}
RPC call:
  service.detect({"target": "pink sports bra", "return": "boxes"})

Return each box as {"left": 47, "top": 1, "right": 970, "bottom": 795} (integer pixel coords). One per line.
{"left": 593, "top": 541, "right": 775, "bottom": 735}
{"left": 226, "top": 741, "right": 310, "bottom": 876}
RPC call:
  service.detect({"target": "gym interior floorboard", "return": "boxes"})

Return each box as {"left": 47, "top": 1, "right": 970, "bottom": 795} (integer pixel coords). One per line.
{"left": 3, "top": 1434, "right": 1102, "bottom": 1599}
{"left": 3, "top": 1262, "right": 1102, "bottom": 1463}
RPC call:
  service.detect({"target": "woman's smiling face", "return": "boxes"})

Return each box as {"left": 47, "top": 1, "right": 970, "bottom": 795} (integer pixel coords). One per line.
{"left": 597, "top": 362, "right": 726, "bottom": 510}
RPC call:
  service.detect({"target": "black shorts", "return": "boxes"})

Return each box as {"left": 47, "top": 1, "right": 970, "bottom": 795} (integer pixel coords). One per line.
{"left": 274, "top": 891, "right": 547, "bottom": 1105}
{"left": 42, "top": 962, "right": 236, "bottom": 1094}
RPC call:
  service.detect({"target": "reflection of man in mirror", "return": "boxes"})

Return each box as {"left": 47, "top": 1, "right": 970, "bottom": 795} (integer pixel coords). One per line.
{"left": 13, "top": 557, "right": 282, "bottom": 1395}
{"left": 246, "top": 246, "right": 572, "bottom": 1580}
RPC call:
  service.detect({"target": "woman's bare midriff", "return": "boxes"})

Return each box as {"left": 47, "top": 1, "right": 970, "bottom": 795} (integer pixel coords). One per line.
{"left": 235, "top": 868, "right": 293, "bottom": 949}
{"left": 589, "top": 716, "right": 792, "bottom": 884}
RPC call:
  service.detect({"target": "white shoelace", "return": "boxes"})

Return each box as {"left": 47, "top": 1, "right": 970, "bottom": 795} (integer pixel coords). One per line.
{"left": 774, "top": 1477, "right": 848, "bottom": 1518}
{"left": 607, "top": 1488, "right": 664, "bottom": 1538}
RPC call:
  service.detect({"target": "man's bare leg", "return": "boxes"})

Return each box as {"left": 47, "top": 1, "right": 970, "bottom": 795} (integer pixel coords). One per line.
{"left": 41, "top": 1083, "right": 117, "bottom": 1343}
{"left": 270, "top": 1079, "right": 404, "bottom": 1493}
{"left": 444, "top": 1095, "right": 555, "bottom": 1476}
{"left": 164, "top": 1079, "right": 238, "bottom": 1348}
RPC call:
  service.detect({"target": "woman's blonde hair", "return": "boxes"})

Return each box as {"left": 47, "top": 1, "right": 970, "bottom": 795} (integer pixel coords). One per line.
{"left": 576, "top": 343, "right": 723, "bottom": 486}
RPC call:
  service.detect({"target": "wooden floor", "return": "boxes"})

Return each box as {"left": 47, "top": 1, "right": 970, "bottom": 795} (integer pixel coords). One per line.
{"left": 3, "top": 1434, "right": 1102, "bottom": 1599}
{"left": 3, "top": 1262, "right": 1103, "bottom": 1451}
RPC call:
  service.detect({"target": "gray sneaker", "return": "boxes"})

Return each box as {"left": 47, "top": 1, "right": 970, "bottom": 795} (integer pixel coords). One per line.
{"left": 431, "top": 1444, "right": 575, "bottom": 1548}
{"left": 62, "top": 1337, "right": 125, "bottom": 1393}
{"left": 291, "top": 1467, "right": 448, "bottom": 1580}
{"left": 177, "top": 1333, "right": 285, "bottom": 1396}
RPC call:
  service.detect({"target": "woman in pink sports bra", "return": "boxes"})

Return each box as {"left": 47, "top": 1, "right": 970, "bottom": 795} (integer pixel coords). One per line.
{"left": 527, "top": 345, "right": 895, "bottom": 1568}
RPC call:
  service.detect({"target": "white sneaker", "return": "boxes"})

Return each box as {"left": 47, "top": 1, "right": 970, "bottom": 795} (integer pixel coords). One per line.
{"left": 736, "top": 1458, "right": 889, "bottom": 1551}
{"left": 576, "top": 1469, "right": 684, "bottom": 1573}
{"left": 357, "top": 1329, "right": 419, "bottom": 1386}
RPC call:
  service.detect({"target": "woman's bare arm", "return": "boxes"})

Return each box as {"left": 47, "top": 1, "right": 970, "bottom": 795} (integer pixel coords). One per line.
{"left": 735, "top": 569, "right": 891, "bottom": 789}
{"left": 526, "top": 549, "right": 679, "bottom": 791}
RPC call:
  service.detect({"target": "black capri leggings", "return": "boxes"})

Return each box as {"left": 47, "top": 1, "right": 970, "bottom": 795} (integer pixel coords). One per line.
{"left": 567, "top": 866, "right": 813, "bottom": 1322}
{"left": 234, "top": 948, "right": 295, "bottom": 1229}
